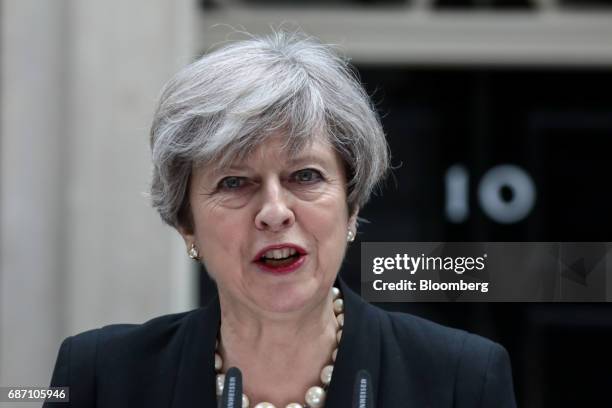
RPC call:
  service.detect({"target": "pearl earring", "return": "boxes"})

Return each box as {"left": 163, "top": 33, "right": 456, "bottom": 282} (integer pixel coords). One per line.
{"left": 188, "top": 243, "right": 200, "bottom": 260}
{"left": 347, "top": 229, "right": 355, "bottom": 242}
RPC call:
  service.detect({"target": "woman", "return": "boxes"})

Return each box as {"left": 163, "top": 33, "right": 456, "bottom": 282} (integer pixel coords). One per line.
{"left": 46, "top": 31, "right": 516, "bottom": 408}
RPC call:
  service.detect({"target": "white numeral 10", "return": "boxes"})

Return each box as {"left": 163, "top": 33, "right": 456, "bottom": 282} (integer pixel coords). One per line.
{"left": 445, "top": 164, "right": 536, "bottom": 224}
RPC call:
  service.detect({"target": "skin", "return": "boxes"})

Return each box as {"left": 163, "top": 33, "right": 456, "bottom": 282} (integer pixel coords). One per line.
{"left": 179, "top": 135, "right": 358, "bottom": 406}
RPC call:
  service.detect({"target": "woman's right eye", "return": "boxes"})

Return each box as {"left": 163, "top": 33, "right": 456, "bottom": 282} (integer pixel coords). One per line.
{"left": 218, "top": 176, "right": 245, "bottom": 190}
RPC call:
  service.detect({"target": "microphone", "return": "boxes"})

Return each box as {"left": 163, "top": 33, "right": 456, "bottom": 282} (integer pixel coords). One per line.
{"left": 352, "top": 369, "right": 374, "bottom": 408}
{"left": 220, "top": 367, "right": 243, "bottom": 408}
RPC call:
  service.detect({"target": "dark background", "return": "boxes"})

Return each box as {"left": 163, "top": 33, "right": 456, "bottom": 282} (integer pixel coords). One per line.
{"left": 347, "top": 66, "right": 612, "bottom": 407}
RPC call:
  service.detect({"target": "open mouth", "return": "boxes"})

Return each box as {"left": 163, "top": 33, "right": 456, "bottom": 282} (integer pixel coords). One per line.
{"left": 259, "top": 252, "right": 301, "bottom": 268}
{"left": 254, "top": 246, "right": 307, "bottom": 273}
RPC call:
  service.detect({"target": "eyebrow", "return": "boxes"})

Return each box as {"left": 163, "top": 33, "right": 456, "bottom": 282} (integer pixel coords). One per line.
{"left": 208, "top": 163, "right": 254, "bottom": 177}
{"left": 286, "top": 154, "right": 334, "bottom": 168}
{"left": 213, "top": 154, "right": 330, "bottom": 174}
{"left": 210, "top": 154, "right": 334, "bottom": 175}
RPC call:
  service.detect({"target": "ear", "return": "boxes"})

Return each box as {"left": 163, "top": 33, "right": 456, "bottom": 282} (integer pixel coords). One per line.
{"left": 348, "top": 205, "right": 360, "bottom": 232}
{"left": 177, "top": 224, "right": 196, "bottom": 249}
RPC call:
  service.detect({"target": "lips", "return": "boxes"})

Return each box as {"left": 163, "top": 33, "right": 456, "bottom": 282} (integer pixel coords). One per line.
{"left": 253, "top": 244, "right": 307, "bottom": 274}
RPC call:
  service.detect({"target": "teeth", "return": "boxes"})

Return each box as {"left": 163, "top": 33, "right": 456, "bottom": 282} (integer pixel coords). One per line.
{"left": 262, "top": 247, "right": 298, "bottom": 260}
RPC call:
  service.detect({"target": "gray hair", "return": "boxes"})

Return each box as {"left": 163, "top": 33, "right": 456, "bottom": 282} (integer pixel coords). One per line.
{"left": 149, "top": 30, "right": 389, "bottom": 229}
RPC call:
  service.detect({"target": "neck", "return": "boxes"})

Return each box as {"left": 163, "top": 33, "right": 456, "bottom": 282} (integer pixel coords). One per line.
{"left": 218, "top": 289, "right": 337, "bottom": 347}
{"left": 216, "top": 290, "right": 340, "bottom": 407}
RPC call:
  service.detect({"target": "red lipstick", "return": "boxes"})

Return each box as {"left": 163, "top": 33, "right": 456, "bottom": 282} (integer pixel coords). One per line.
{"left": 253, "top": 244, "right": 307, "bottom": 275}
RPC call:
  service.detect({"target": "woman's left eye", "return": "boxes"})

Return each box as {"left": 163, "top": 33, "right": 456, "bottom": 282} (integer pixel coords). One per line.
{"left": 292, "top": 168, "right": 323, "bottom": 184}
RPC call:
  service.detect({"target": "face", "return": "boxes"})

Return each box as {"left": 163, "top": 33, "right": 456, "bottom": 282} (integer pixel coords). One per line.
{"left": 181, "top": 136, "right": 358, "bottom": 316}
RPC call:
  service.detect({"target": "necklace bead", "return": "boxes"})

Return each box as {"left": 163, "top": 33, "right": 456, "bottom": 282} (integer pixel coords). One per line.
{"left": 253, "top": 403, "right": 275, "bottom": 408}
{"left": 215, "top": 352, "right": 223, "bottom": 371}
{"left": 331, "top": 287, "right": 341, "bottom": 300}
{"left": 305, "top": 386, "right": 326, "bottom": 407}
{"left": 333, "top": 299, "right": 344, "bottom": 314}
{"left": 216, "top": 373, "right": 225, "bottom": 396}
{"left": 320, "top": 365, "right": 333, "bottom": 385}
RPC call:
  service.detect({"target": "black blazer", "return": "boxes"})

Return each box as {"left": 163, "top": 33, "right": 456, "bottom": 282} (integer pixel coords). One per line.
{"left": 45, "top": 279, "right": 516, "bottom": 407}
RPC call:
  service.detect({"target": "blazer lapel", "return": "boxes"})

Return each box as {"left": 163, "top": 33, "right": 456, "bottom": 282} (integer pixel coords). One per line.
{"left": 171, "top": 296, "right": 220, "bottom": 408}
{"left": 325, "top": 278, "right": 382, "bottom": 407}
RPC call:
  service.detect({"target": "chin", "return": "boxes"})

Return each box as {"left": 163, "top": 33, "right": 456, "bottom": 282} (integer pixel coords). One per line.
{"left": 256, "top": 282, "right": 320, "bottom": 315}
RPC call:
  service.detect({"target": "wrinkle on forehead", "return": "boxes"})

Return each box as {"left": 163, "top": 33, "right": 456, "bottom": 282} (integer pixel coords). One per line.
{"left": 198, "top": 132, "right": 335, "bottom": 176}
{"left": 250, "top": 133, "right": 332, "bottom": 162}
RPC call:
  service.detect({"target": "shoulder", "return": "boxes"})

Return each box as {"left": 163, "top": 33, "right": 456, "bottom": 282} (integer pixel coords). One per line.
{"left": 380, "top": 307, "right": 497, "bottom": 358}
{"left": 45, "top": 310, "right": 205, "bottom": 407}
{"left": 67, "top": 309, "right": 196, "bottom": 357}
{"left": 48, "top": 309, "right": 201, "bottom": 387}
{"left": 99, "top": 309, "right": 195, "bottom": 348}
{"left": 371, "top": 306, "right": 516, "bottom": 407}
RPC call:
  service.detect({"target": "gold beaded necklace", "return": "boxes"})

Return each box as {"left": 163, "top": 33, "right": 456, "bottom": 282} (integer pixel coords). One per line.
{"left": 214, "top": 287, "right": 344, "bottom": 408}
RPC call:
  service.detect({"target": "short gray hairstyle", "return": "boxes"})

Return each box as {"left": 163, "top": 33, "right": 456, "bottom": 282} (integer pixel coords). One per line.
{"left": 150, "top": 30, "right": 389, "bottom": 229}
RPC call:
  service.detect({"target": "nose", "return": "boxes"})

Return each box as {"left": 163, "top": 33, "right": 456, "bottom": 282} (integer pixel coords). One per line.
{"left": 254, "top": 179, "right": 295, "bottom": 232}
